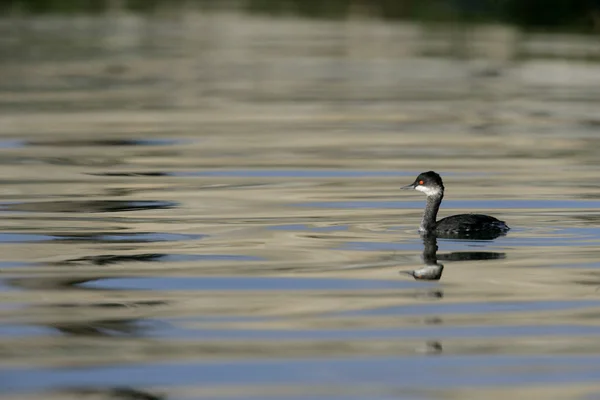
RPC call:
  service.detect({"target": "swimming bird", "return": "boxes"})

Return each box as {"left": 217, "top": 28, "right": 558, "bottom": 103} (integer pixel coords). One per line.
{"left": 401, "top": 171, "right": 509, "bottom": 239}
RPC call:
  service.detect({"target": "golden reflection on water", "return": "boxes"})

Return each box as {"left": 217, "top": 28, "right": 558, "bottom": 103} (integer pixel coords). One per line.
{"left": 2, "top": 10, "right": 600, "bottom": 400}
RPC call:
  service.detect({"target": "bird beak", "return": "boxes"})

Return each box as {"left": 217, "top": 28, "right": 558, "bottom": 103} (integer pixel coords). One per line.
{"left": 401, "top": 183, "right": 416, "bottom": 190}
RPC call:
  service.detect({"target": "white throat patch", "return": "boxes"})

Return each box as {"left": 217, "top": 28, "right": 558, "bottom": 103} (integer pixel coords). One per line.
{"left": 415, "top": 185, "right": 441, "bottom": 197}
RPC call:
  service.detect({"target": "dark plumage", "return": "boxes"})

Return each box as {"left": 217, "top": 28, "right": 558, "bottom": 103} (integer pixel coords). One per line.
{"left": 401, "top": 171, "right": 509, "bottom": 239}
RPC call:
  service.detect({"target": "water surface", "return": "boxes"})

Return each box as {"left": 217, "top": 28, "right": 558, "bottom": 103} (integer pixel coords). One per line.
{"left": 1, "top": 11, "right": 600, "bottom": 400}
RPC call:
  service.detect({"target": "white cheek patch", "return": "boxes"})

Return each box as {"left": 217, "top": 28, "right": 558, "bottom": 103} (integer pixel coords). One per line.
{"left": 415, "top": 185, "right": 441, "bottom": 197}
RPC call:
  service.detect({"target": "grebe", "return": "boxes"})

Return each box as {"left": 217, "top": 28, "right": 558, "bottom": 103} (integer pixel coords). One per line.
{"left": 401, "top": 171, "right": 509, "bottom": 238}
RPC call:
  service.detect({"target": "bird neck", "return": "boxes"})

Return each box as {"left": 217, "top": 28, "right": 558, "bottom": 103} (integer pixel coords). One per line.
{"left": 421, "top": 234, "right": 439, "bottom": 265}
{"left": 420, "top": 192, "right": 443, "bottom": 232}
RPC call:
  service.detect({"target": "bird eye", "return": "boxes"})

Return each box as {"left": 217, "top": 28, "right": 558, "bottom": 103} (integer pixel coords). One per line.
{"left": 418, "top": 180, "right": 424, "bottom": 185}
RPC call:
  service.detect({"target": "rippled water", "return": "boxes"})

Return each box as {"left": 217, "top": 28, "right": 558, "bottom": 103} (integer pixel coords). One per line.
{"left": 2, "top": 11, "right": 600, "bottom": 400}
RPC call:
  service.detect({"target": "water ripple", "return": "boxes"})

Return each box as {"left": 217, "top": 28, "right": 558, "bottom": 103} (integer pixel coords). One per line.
{"left": 81, "top": 276, "right": 429, "bottom": 291}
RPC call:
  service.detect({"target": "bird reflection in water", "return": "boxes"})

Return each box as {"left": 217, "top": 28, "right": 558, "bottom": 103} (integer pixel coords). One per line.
{"left": 401, "top": 232, "right": 506, "bottom": 281}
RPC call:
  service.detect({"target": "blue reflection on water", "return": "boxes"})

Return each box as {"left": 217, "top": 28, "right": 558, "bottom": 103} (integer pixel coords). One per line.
{"left": 340, "top": 226, "right": 600, "bottom": 251}
{"left": 81, "top": 276, "right": 429, "bottom": 291}
{"left": 334, "top": 300, "right": 600, "bottom": 317}
{"left": 0, "top": 139, "right": 25, "bottom": 148}
{"left": 0, "top": 232, "right": 206, "bottom": 244}
{"left": 4, "top": 355, "right": 600, "bottom": 393}
{"left": 150, "top": 324, "right": 600, "bottom": 341}
{"left": 160, "top": 254, "right": 264, "bottom": 262}
{"left": 0, "top": 233, "right": 53, "bottom": 243}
